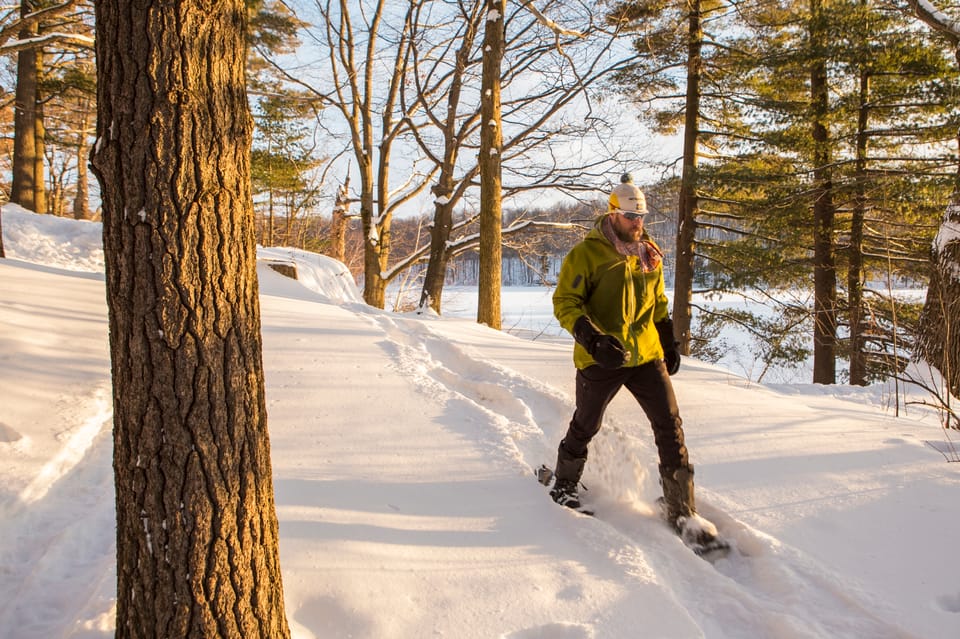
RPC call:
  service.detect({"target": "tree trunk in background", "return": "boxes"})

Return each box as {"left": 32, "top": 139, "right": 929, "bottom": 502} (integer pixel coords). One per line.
{"left": 360, "top": 161, "right": 387, "bottom": 308}
{"left": 90, "top": 1, "right": 290, "bottom": 636}
{"left": 73, "top": 104, "right": 91, "bottom": 220}
{"left": 810, "top": 0, "right": 837, "bottom": 384}
{"left": 331, "top": 175, "right": 350, "bottom": 263}
{"left": 477, "top": 0, "right": 505, "bottom": 330}
{"left": 848, "top": 70, "right": 870, "bottom": 386}
{"left": 916, "top": 197, "right": 960, "bottom": 398}
{"left": 420, "top": 186, "right": 456, "bottom": 314}
{"left": 415, "top": 3, "right": 482, "bottom": 316}
{"left": 34, "top": 87, "right": 46, "bottom": 214}
{"left": 903, "top": 0, "right": 960, "bottom": 399}
{"left": 672, "top": 0, "right": 704, "bottom": 355}
{"left": 12, "top": 2, "right": 39, "bottom": 212}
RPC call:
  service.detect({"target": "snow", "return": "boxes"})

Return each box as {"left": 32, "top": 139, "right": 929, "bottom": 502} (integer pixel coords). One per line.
{"left": 2, "top": 205, "right": 959, "bottom": 639}
{"left": 933, "top": 202, "right": 960, "bottom": 282}
{"left": 914, "top": 0, "right": 960, "bottom": 38}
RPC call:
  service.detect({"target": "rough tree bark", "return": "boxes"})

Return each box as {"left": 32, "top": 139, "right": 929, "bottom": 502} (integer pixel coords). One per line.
{"left": 90, "top": 1, "right": 290, "bottom": 637}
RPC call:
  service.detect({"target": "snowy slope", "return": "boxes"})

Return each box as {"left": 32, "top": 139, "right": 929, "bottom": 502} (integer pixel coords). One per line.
{"left": 1, "top": 206, "right": 958, "bottom": 639}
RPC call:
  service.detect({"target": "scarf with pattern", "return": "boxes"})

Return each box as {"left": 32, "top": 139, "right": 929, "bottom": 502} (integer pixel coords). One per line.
{"left": 601, "top": 215, "right": 663, "bottom": 272}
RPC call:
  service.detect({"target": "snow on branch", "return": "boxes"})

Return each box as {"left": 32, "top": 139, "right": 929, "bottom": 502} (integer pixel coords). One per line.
{"left": 519, "top": 1, "right": 584, "bottom": 38}
{"left": 0, "top": 0, "right": 78, "bottom": 49}
{"left": 0, "top": 31, "right": 93, "bottom": 54}
{"left": 935, "top": 219, "right": 960, "bottom": 256}
{"left": 906, "top": 0, "right": 960, "bottom": 41}
{"left": 445, "top": 219, "right": 583, "bottom": 253}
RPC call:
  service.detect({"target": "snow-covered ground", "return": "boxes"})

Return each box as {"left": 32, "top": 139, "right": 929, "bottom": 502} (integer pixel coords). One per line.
{"left": 1, "top": 204, "right": 958, "bottom": 639}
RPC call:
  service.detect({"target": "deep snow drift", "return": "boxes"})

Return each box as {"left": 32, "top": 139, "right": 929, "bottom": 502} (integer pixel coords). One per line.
{"left": 1, "top": 204, "right": 958, "bottom": 639}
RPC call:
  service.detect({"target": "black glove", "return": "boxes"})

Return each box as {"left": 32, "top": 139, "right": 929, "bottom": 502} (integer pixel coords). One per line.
{"left": 573, "top": 315, "right": 627, "bottom": 369}
{"left": 655, "top": 319, "right": 681, "bottom": 375}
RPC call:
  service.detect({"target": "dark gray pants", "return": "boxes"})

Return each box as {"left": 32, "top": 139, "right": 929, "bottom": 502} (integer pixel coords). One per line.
{"left": 557, "top": 360, "right": 689, "bottom": 478}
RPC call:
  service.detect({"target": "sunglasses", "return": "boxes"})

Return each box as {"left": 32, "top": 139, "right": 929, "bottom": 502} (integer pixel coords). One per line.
{"left": 614, "top": 209, "right": 646, "bottom": 221}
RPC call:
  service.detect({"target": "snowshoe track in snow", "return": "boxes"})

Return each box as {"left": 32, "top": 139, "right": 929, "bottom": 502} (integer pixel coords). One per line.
{"left": 0, "top": 385, "right": 116, "bottom": 638}
{"left": 366, "top": 310, "right": 919, "bottom": 639}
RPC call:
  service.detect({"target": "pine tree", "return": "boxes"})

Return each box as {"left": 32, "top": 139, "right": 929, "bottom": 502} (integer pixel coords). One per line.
{"left": 90, "top": 1, "right": 290, "bottom": 635}
{"left": 612, "top": 0, "right": 959, "bottom": 383}
{"left": 250, "top": 92, "right": 322, "bottom": 247}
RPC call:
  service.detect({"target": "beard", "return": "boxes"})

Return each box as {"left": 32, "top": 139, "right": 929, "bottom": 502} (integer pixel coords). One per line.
{"left": 613, "top": 219, "right": 642, "bottom": 243}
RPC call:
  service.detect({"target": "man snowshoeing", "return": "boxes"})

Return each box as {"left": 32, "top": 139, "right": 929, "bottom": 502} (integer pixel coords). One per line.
{"left": 550, "top": 174, "right": 721, "bottom": 551}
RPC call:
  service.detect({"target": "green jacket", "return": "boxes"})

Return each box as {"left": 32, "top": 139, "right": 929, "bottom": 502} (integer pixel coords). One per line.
{"left": 553, "top": 214, "right": 669, "bottom": 369}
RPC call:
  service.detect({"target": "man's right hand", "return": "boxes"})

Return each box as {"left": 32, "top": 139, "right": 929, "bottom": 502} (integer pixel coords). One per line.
{"left": 573, "top": 316, "right": 627, "bottom": 369}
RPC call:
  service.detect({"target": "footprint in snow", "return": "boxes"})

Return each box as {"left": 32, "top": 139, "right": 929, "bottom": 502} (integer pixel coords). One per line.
{"left": 501, "top": 621, "right": 594, "bottom": 639}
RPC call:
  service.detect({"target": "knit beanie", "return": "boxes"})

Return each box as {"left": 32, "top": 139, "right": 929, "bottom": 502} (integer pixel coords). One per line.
{"left": 608, "top": 174, "right": 647, "bottom": 214}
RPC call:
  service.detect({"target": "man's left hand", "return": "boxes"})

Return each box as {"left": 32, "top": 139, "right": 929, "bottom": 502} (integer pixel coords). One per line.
{"left": 655, "top": 319, "right": 681, "bottom": 376}
{"left": 663, "top": 348, "right": 681, "bottom": 376}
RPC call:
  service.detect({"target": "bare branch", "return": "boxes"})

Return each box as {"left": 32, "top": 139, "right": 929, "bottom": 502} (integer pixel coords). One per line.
{"left": 0, "top": 0, "right": 78, "bottom": 49}
{"left": 518, "top": 1, "right": 584, "bottom": 38}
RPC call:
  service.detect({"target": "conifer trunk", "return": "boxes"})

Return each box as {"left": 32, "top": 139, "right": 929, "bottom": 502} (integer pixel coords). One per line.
{"left": 810, "top": 0, "right": 837, "bottom": 384}
{"left": 90, "top": 1, "right": 290, "bottom": 636}
{"left": 848, "top": 70, "right": 870, "bottom": 386}
{"left": 12, "top": 2, "right": 39, "bottom": 212}
{"left": 673, "top": 0, "right": 704, "bottom": 355}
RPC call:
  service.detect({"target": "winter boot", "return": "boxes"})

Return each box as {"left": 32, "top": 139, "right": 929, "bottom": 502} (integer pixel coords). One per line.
{"left": 550, "top": 478, "right": 582, "bottom": 509}
{"left": 659, "top": 464, "right": 721, "bottom": 550}
{"left": 550, "top": 443, "right": 587, "bottom": 510}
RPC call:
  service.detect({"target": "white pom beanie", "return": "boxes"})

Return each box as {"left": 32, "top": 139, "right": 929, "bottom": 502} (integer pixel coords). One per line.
{"left": 608, "top": 176, "right": 647, "bottom": 214}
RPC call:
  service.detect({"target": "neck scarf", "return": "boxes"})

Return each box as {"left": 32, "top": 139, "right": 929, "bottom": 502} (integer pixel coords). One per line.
{"left": 601, "top": 216, "right": 663, "bottom": 272}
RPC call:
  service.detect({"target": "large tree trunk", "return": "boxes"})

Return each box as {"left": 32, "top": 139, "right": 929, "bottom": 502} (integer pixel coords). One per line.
{"left": 672, "top": 0, "right": 704, "bottom": 355}
{"left": 477, "top": 0, "right": 505, "bottom": 330}
{"left": 810, "top": 0, "right": 837, "bottom": 384}
{"left": 90, "top": 1, "right": 290, "bottom": 637}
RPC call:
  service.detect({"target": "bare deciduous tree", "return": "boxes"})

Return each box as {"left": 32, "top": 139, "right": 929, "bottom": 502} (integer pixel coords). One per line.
{"left": 406, "top": 0, "right": 636, "bottom": 315}
{"left": 285, "top": 0, "right": 435, "bottom": 308}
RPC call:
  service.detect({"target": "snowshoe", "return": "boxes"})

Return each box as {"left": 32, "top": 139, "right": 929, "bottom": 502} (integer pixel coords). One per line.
{"left": 657, "top": 496, "right": 730, "bottom": 560}
{"left": 536, "top": 464, "right": 594, "bottom": 516}
{"left": 677, "top": 513, "right": 731, "bottom": 560}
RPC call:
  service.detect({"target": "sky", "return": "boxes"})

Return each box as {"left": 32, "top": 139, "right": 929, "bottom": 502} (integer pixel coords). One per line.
{"left": 1, "top": 204, "right": 959, "bottom": 639}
